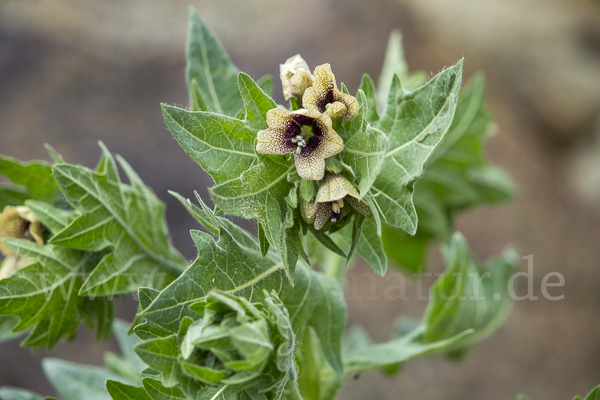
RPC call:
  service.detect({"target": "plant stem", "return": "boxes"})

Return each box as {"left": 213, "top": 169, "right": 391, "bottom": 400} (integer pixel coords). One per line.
{"left": 289, "top": 384, "right": 304, "bottom": 400}
{"left": 324, "top": 251, "right": 346, "bottom": 281}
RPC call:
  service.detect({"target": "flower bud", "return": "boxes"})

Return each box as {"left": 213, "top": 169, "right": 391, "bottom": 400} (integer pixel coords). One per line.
{"left": 280, "top": 54, "right": 314, "bottom": 102}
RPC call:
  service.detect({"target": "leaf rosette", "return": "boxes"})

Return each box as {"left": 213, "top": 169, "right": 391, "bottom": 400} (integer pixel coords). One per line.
{"left": 136, "top": 289, "right": 297, "bottom": 399}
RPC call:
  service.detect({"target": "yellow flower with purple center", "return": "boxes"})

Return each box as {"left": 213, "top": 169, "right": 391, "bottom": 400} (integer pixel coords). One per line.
{"left": 256, "top": 108, "right": 343, "bottom": 181}
{"left": 301, "top": 174, "right": 372, "bottom": 230}
{"left": 302, "top": 64, "right": 359, "bottom": 120}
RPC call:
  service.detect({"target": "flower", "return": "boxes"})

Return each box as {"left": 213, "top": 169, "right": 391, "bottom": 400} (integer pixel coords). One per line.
{"left": 256, "top": 108, "right": 343, "bottom": 180}
{"left": 300, "top": 174, "right": 372, "bottom": 230}
{"left": 279, "top": 54, "right": 314, "bottom": 102}
{"left": 0, "top": 205, "right": 45, "bottom": 280}
{"left": 0, "top": 206, "right": 44, "bottom": 257}
{"left": 179, "top": 290, "right": 295, "bottom": 395}
{"left": 302, "top": 64, "right": 359, "bottom": 120}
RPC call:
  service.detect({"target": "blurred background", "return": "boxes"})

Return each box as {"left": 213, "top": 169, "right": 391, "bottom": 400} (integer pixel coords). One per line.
{"left": 1, "top": 0, "right": 600, "bottom": 398}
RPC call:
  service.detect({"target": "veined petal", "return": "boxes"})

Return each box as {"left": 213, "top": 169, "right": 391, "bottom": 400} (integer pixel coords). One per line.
{"left": 345, "top": 195, "right": 372, "bottom": 217}
{"left": 280, "top": 54, "right": 313, "bottom": 101}
{"left": 256, "top": 127, "right": 295, "bottom": 155}
{"left": 266, "top": 107, "right": 296, "bottom": 129}
{"left": 316, "top": 174, "right": 360, "bottom": 203}
{"left": 336, "top": 91, "right": 359, "bottom": 120}
{"left": 303, "top": 63, "right": 359, "bottom": 120}
{"left": 314, "top": 203, "right": 331, "bottom": 230}
{"left": 315, "top": 127, "right": 344, "bottom": 159}
{"left": 294, "top": 152, "right": 326, "bottom": 181}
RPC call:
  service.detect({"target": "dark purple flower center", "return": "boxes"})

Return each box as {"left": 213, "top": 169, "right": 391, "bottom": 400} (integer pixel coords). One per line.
{"left": 330, "top": 206, "right": 343, "bottom": 222}
{"left": 287, "top": 114, "right": 324, "bottom": 156}
{"left": 317, "top": 90, "right": 335, "bottom": 113}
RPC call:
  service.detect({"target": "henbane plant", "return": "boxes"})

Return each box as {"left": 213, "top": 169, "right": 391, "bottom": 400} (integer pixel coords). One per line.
{"left": 2, "top": 8, "right": 594, "bottom": 400}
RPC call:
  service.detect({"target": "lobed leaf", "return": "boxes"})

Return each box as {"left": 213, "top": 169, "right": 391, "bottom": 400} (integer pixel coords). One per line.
{"left": 385, "top": 74, "right": 515, "bottom": 271}
{"left": 186, "top": 10, "right": 243, "bottom": 115}
{"left": 372, "top": 60, "right": 464, "bottom": 235}
{"left": 344, "top": 232, "right": 518, "bottom": 372}
{"left": 50, "top": 144, "right": 185, "bottom": 295}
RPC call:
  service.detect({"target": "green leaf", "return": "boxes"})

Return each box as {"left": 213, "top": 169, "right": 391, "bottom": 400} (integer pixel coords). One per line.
{"left": 257, "top": 74, "right": 274, "bottom": 97}
{"left": 42, "top": 358, "right": 122, "bottom": 400}
{"left": 137, "top": 204, "right": 286, "bottom": 335}
{"left": 141, "top": 378, "right": 187, "bottom": 400}
{"left": 358, "top": 74, "right": 379, "bottom": 122}
{"left": 385, "top": 74, "right": 515, "bottom": 271}
{"left": 0, "top": 315, "right": 20, "bottom": 342}
{"left": 422, "top": 233, "right": 519, "bottom": 353}
{"left": 575, "top": 385, "right": 600, "bottom": 400}
{"left": 296, "top": 327, "right": 342, "bottom": 400}
{"left": 50, "top": 144, "right": 185, "bottom": 295}
{"left": 382, "top": 225, "right": 431, "bottom": 273}
{"left": 343, "top": 325, "right": 472, "bottom": 373}
{"left": 134, "top": 335, "right": 181, "bottom": 388}
{"left": 106, "top": 381, "right": 150, "bottom": 400}
{"left": 168, "top": 191, "right": 219, "bottom": 236}
{"left": 372, "top": 60, "right": 464, "bottom": 235}
{"left": 340, "top": 90, "right": 389, "bottom": 199}
{"left": 377, "top": 30, "right": 409, "bottom": 108}
{"left": 0, "top": 156, "right": 58, "bottom": 198}
{"left": 163, "top": 73, "right": 276, "bottom": 185}
{"left": 104, "top": 320, "right": 147, "bottom": 385}
{"left": 0, "top": 185, "right": 30, "bottom": 209}
{"left": 0, "top": 388, "right": 44, "bottom": 400}
{"left": 209, "top": 157, "right": 296, "bottom": 279}
{"left": 188, "top": 79, "right": 207, "bottom": 112}
{"left": 417, "top": 73, "right": 515, "bottom": 212}
{"left": 344, "top": 232, "right": 517, "bottom": 372}
{"left": 0, "top": 239, "right": 110, "bottom": 349}
{"left": 281, "top": 267, "right": 347, "bottom": 376}
{"left": 356, "top": 218, "right": 387, "bottom": 276}
{"left": 26, "top": 200, "right": 74, "bottom": 236}
{"left": 185, "top": 9, "right": 243, "bottom": 115}
{"left": 136, "top": 202, "right": 345, "bottom": 383}
{"left": 237, "top": 72, "right": 277, "bottom": 130}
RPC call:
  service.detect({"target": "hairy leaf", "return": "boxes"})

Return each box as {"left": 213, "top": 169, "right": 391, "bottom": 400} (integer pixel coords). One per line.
{"left": 356, "top": 218, "right": 387, "bottom": 276}
{"left": 340, "top": 91, "right": 389, "bottom": 199}
{"left": 106, "top": 381, "right": 150, "bottom": 400}
{"left": 0, "top": 238, "right": 112, "bottom": 349}
{"left": 105, "top": 320, "right": 147, "bottom": 385}
{"left": 141, "top": 378, "right": 187, "bottom": 400}
{"left": 0, "top": 156, "right": 58, "bottom": 198}
{"left": 0, "top": 186, "right": 30, "bottom": 209}
{"left": 163, "top": 73, "right": 274, "bottom": 185}
{"left": 0, "top": 388, "right": 44, "bottom": 400}
{"left": 423, "top": 233, "right": 519, "bottom": 353}
{"left": 135, "top": 200, "right": 345, "bottom": 388}
{"left": 385, "top": 74, "right": 515, "bottom": 271}
{"left": 209, "top": 157, "right": 296, "bottom": 279}
{"left": 50, "top": 144, "right": 185, "bottom": 295}
{"left": 42, "top": 358, "right": 122, "bottom": 400}
{"left": 186, "top": 10, "right": 243, "bottom": 115}
{"left": 377, "top": 30, "right": 427, "bottom": 109}
{"left": 344, "top": 232, "right": 517, "bottom": 372}
{"left": 372, "top": 60, "right": 463, "bottom": 235}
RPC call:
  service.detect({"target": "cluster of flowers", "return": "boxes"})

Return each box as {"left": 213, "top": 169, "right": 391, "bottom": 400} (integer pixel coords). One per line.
{"left": 258, "top": 55, "right": 371, "bottom": 230}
